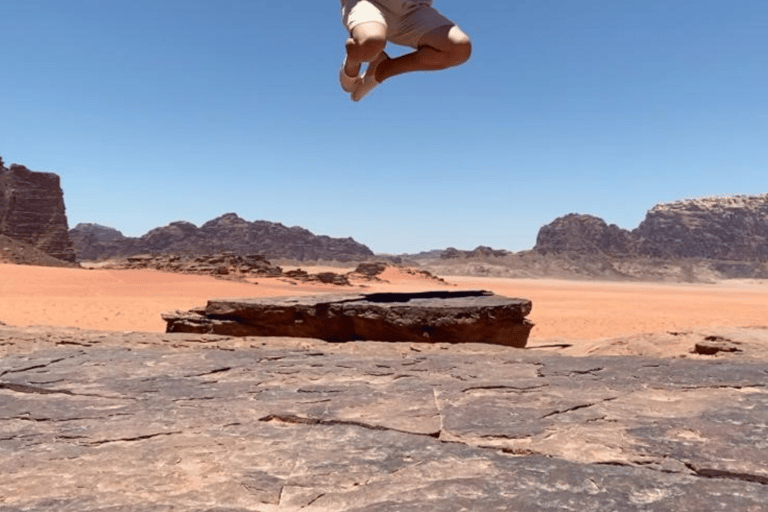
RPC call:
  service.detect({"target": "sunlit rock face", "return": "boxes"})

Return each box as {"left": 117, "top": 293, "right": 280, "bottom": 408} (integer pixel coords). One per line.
{"left": 0, "top": 160, "right": 76, "bottom": 263}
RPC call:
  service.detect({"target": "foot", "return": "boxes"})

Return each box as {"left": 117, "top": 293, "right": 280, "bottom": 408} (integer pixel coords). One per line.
{"left": 339, "top": 57, "right": 361, "bottom": 93}
{"left": 351, "top": 52, "right": 388, "bottom": 102}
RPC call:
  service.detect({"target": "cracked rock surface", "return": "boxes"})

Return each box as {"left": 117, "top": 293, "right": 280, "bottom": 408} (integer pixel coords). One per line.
{"left": 1, "top": 325, "right": 767, "bottom": 511}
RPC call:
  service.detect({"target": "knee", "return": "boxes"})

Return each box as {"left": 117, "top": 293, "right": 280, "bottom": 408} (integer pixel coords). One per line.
{"left": 447, "top": 34, "right": 472, "bottom": 67}
{"left": 357, "top": 34, "right": 387, "bottom": 61}
{"left": 348, "top": 25, "right": 387, "bottom": 62}
{"left": 422, "top": 27, "right": 472, "bottom": 69}
{"left": 428, "top": 37, "right": 471, "bottom": 69}
{"left": 444, "top": 26, "right": 472, "bottom": 67}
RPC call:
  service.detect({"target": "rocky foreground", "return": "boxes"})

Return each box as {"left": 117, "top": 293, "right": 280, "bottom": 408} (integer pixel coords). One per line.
{"left": 1, "top": 325, "right": 767, "bottom": 511}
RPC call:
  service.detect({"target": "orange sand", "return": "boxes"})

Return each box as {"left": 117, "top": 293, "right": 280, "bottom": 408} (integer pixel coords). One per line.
{"left": 447, "top": 276, "right": 768, "bottom": 341}
{"left": 1, "top": 264, "right": 766, "bottom": 345}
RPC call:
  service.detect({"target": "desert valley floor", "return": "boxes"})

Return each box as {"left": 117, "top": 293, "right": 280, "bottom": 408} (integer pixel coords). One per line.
{"left": 1, "top": 262, "right": 766, "bottom": 357}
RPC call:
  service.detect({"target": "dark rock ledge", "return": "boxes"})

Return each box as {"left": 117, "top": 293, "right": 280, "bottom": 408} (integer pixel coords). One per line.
{"left": 162, "top": 290, "right": 534, "bottom": 348}
{"left": 1, "top": 325, "right": 767, "bottom": 511}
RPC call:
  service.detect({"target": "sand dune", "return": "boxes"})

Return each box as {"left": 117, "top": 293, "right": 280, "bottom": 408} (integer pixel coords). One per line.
{"left": 2, "top": 263, "right": 766, "bottom": 355}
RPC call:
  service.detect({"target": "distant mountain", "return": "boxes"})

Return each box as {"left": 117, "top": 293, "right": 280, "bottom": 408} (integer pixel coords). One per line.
{"left": 634, "top": 195, "right": 768, "bottom": 261}
{"left": 70, "top": 213, "right": 375, "bottom": 262}
{"left": 535, "top": 194, "right": 768, "bottom": 262}
{"left": 441, "top": 246, "right": 511, "bottom": 259}
{"left": 519, "top": 194, "right": 768, "bottom": 280}
{"left": 418, "top": 194, "right": 768, "bottom": 282}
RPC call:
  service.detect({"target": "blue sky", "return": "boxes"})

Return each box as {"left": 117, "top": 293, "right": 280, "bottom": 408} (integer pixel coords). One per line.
{"left": 2, "top": 0, "right": 766, "bottom": 254}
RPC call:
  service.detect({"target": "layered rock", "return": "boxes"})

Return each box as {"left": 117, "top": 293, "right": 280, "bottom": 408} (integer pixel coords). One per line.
{"left": 70, "top": 213, "right": 375, "bottom": 261}
{"left": 0, "top": 160, "right": 76, "bottom": 263}
{"left": 1, "top": 325, "right": 767, "bottom": 511}
{"left": 163, "top": 290, "right": 534, "bottom": 347}
{"left": 635, "top": 195, "right": 768, "bottom": 260}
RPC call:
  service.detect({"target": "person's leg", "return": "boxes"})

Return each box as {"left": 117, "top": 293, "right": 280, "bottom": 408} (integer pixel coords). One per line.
{"left": 340, "top": 0, "right": 390, "bottom": 93}
{"left": 375, "top": 24, "right": 471, "bottom": 83}
{"left": 343, "top": 22, "right": 388, "bottom": 80}
{"left": 351, "top": 23, "right": 470, "bottom": 101}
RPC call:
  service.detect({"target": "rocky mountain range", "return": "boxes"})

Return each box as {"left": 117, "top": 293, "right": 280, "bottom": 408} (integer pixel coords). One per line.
{"left": 421, "top": 195, "right": 768, "bottom": 281}
{"left": 70, "top": 213, "right": 375, "bottom": 262}
{"left": 534, "top": 194, "right": 768, "bottom": 261}
{"left": 3, "top": 155, "right": 767, "bottom": 280}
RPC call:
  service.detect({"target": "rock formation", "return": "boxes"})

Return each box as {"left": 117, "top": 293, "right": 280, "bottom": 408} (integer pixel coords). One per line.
{"left": 0, "top": 234, "right": 79, "bottom": 267}
{"left": 91, "top": 253, "right": 428, "bottom": 286}
{"left": 70, "top": 213, "right": 375, "bottom": 262}
{"left": 67, "top": 223, "right": 127, "bottom": 261}
{"left": 0, "top": 159, "right": 77, "bottom": 263}
{"left": 528, "top": 195, "right": 768, "bottom": 280}
{"left": 107, "top": 253, "right": 284, "bottom": 278}
{"left": 441, "top": 245, "right": 511, "bottom": 259}
{"left": 535, "top": 195, "right": 768, "bottom": 261}
{"left": 635, "top": 195, "right": 768, "bottom": 260}
{"left": 534, "top": 213, "right": 636, "bottom": 256}
{"left": 349, "top": 261, "right": 448, "bottom": 284}
{"left": 1, "top": 324, "right": 767, "bottom": 511}
{"left": 163, "top": 290, "right": 534, "bottom": 347}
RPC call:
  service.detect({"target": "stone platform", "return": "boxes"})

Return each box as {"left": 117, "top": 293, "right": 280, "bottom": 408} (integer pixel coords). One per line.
{"left": 162, "top": 290, "right": 534, "bottom": 348}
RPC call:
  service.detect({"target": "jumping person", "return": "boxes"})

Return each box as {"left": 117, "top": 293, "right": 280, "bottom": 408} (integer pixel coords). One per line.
{"left": 339, "top": 0, "right": 472, "bottom": 101}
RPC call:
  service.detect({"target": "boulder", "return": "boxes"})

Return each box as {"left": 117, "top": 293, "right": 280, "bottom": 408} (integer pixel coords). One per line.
{"left": 163, "top": 290, "right": 534, "bottom": 347}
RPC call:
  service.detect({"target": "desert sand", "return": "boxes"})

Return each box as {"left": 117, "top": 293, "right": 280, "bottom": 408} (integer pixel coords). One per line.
{"left": 1, "top": 263, "right": 766, "bottom": 356}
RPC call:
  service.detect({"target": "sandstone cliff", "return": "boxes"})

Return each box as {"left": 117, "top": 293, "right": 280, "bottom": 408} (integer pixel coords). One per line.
{"left": 635, "top": 195, "right": 768, "bottom": 260}
{"left": 0, "top": 159, "right": 77, "bottom": 263}
{"left": 70, "top": 213, "right": 375, "bottom": 261}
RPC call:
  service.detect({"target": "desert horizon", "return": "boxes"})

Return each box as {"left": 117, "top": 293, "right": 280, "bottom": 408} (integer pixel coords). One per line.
{"left": 2, "top": 262, "right": 766, "bottom": 358}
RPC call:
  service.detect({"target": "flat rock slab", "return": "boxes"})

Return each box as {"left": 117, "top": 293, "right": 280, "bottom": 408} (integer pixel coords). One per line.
{"left": 163, "top": 290, "right": 534, "bottom": 348}
{"left": 1, "top": 325, "right": 768, "bottom": 511}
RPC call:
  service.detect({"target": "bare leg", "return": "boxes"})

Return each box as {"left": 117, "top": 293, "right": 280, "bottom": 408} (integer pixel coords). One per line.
{"left": 344, "top": 22, "right": 387, "bottom": 79}
{"left": 375, "top": 25, "right": 471, "bottom": 82}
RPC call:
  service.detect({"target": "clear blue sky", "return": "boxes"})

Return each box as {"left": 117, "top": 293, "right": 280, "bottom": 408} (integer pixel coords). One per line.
{"left": 2, "top": 0, "right": 766, "bottom": 254}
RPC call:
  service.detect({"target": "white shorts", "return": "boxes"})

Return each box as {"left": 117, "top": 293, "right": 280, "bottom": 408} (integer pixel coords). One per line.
{"left": 341, "top": 0, "right": 455, "bottom": 48}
